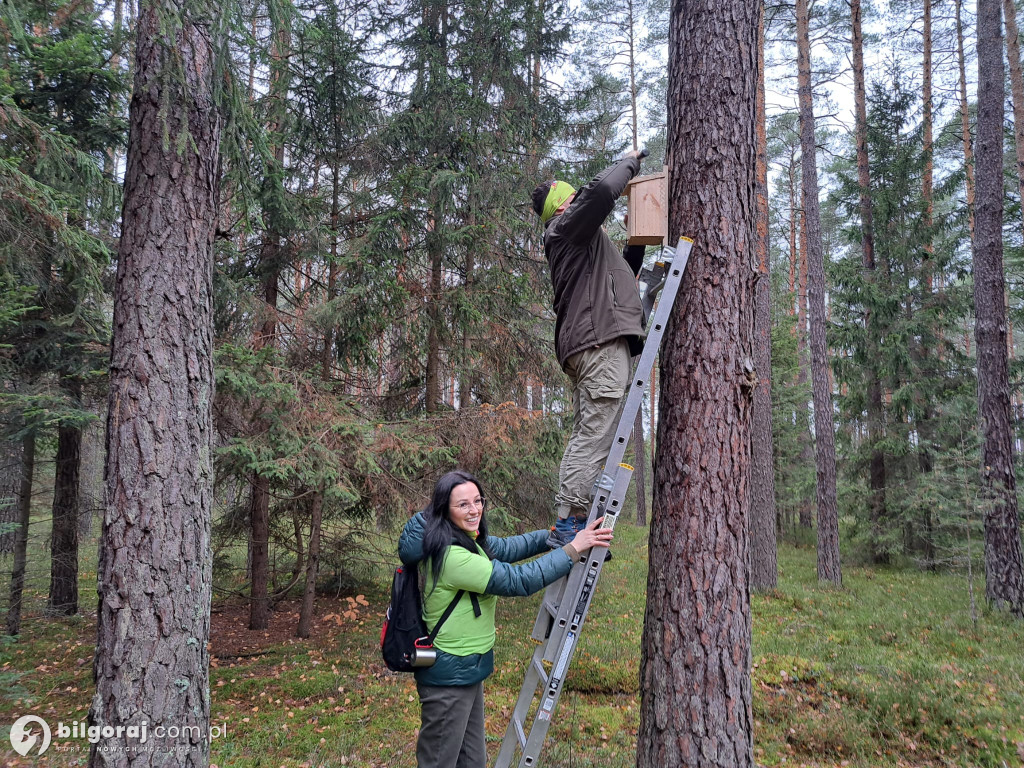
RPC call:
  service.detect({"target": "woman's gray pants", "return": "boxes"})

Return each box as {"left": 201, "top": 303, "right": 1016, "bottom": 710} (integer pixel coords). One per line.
{"left": 416, "top": 680, "right": 486, "bottom": 768}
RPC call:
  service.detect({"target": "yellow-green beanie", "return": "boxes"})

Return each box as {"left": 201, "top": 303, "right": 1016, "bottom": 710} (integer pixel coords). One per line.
{"left": 541, "top": 181, "right": 576, "bottom": 223}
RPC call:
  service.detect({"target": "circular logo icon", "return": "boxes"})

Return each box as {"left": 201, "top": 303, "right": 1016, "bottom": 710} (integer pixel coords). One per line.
{"left": 10, "top": 715, "right": 51, "bottom": 756}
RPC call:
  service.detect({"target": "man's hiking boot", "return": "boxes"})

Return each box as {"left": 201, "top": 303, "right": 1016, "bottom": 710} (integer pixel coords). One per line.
{"left": 546, "top": 516, "right": 612, "bottom": 561}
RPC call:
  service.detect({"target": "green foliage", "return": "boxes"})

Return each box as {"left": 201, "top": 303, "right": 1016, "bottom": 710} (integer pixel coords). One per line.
{"left": 1, "top": 0, "right": 127, "bottom": 156}
{"left": 769, "top": 281, "right": 814, "bottom": 526}
{"left": 356, "top": 0, "right": 574, "bottom": 411}
{"left": 766, "top": 109, "right": 816, "bottom": 530}
{"left": 0, "top": 1, "right": 123, "bottom": 453}
{"left": 829, "top": 71, "right": 976, "bottom": 565}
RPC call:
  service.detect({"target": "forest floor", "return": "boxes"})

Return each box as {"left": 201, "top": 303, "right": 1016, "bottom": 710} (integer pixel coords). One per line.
{"left": 2, "top": 523, "right": 1024, "bottom": 767}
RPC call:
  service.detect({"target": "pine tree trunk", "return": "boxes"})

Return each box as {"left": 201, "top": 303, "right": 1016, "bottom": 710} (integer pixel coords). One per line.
{"left": 788, "top": 153, "right": 798, "bottom": 312}
{"left": 798, "top": 210, "right": 809, "bottom": 370}
{"left": 48, "top": 424, "right": 81, "bottom": 615}
{"left": 751, "top": 11, "right": 777, "bottom": 592}
{"left": 297, "top": 489, "right": 324, "bottom": 638}
{"left": 922, "top": 0, "right": 934, "bottom": 279}
{"left": 79, "top": 417, "right": 104, "bottom": 539}
{"left": 636, "top": 0, "right": 759, "bottom": 763}
{"left": 0, "top": 437, "right": 18, "bottom": 555}
{"left": 1009, "top": 0, "right": 1024, "bottom": 432}
{"left": 797, "top": 211, "right": 814, "bottom": 530}
{"left": 973, "top": 0, "right": 1024, "bottom": 616}
{"left": 6, "top": 433, "right": 35, "bottom": 636}
{"left": 1005, "top": 0, "right": 1024, "bottom": 232}
{"left": 90, "top": 0, "right": 220, "bottom": 760}
{"left": 249, "top": 475, "right": 271, "bottom": 629}
{"left": 853, "top": 0, "right": 888, "bottom": 564}
{"left": 796, "top": 0, "right": 841, "bottom": 585}
{"left": 957, "top": 0, "right": 977, "bottom": 238}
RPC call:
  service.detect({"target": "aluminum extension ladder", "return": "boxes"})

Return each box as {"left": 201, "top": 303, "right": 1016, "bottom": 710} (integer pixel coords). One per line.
{"left": 494, "top": 236, "right": 692, "bottom": 768}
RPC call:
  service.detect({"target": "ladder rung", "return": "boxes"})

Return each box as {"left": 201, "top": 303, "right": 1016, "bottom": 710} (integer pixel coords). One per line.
{"left": 514, "top": 716, "right": 527, "bottom": 748}
{"left": 531, "top": 656, "right": 549, "bottom": 685}
{"left": 542, "top": 596, "right": 559, "bottom": 616}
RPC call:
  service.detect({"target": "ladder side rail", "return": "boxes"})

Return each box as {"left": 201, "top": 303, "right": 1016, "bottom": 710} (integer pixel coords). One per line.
{"left": 494, "top": 646, "right": 549, "bottom": 767}
{"left": 513, "top": 469, "right": 634, "bottom": 768}
{"left": 540, "top": 461, "right": 630, "bottom": 660}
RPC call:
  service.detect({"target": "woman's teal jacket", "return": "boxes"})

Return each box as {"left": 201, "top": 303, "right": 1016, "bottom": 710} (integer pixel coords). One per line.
{"left": 397, "top": 513, "right": 574, "bottom": 686}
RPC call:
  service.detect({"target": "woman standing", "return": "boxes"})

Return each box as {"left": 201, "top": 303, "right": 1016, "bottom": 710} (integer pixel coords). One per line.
{"left": 398, "top": 469, "right": 611, "bottom": 768}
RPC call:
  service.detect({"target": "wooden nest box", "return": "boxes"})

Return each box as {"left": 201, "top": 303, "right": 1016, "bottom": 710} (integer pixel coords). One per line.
{"left": 622, "top": 167, "right": 668, "bottom": 246}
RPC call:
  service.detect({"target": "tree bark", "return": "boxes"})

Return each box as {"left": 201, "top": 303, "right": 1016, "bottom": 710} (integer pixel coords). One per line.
{"left": 798, "top": 210, "right": 809, "bottom": 370}
{"left": 797, "top": 210, "right": 813, "bottom": 530}
{"left": 751, "top": 10, "right": 777, "bottom": 592}
{"left": 48, "top": 424, "right": 81, "bottom": 615}
{"left": 296, "top": 489, "right": 324, "bottom": 638}
{"left": 973, "top": 0, "right": 1024, "bottom": 616}
{"left": 790, "top": 151, "right": 798, "bottom": 313}
{"left": 853, "top": 0, "right": 887, "bottom": 564}
{"left": 89, "top": 0, "right": 220, "bottom": 761}
{"left": 1009, "top": 0, "right": 1024, "bottom": 428}
{"left": 0, "top": 437, "right": 19, "bottom": 555}
{"left": 796, "top": 0, "right": 841, "bottom": 585}
{"left": 957, "top": 0, "right": 976, "bottom": 239}
{"left": 632, "top": 403, "right": 647, "bottom": 526}
{"left": 922, "top": 0, "right": 934, "bottom": 281}
{"left": 248, "top": 475, "right": 271, "bottom": 629}
{"left": 79, "top": 417, "right": 104, "bottom": 539}
{"left": 1005, "top": 0, "right": 1024, "bottom": 232}
{"left": 6, "top": 433, "right": 35, "bottom": 636}
{"left": 636, "top": 0, "right": 759, "bottom": 763}
{"left": 788, "top": 152, "right": 798, "bottom": 312}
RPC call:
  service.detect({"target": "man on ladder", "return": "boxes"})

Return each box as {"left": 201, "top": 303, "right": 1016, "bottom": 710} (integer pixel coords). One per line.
{"left": 502, "top": 152, "right": 688, "bottom": 767}
{"left": 530, "top": 150, "right": 647, "bottom": 551}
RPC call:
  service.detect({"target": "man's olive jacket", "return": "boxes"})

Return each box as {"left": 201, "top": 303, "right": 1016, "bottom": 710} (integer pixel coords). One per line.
{"left": 543, "top": 156, "right": 646, "bottom": 368}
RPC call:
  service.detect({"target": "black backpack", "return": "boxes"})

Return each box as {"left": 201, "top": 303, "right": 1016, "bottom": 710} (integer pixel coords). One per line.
{"left": 380, "top": 562, "right": 479, "bottom": 672}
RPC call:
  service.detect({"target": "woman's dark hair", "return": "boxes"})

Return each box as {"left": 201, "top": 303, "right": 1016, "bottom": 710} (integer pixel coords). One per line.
{"left": 421, "top": 470, "right": 492, "bottom": 592}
